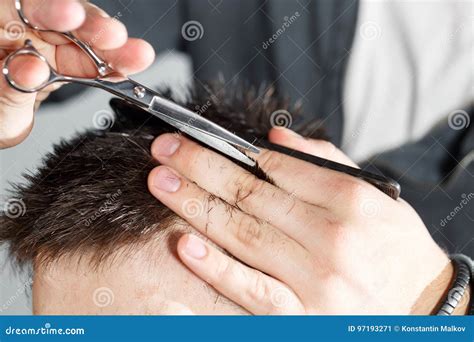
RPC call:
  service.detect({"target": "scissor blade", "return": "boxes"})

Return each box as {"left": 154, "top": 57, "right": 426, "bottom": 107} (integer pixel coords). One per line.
{"left": 149, "top": 96, "right": 259, "bottom": 153}
{"left": 147, "top": 106, "right": 256, "bottom": 167}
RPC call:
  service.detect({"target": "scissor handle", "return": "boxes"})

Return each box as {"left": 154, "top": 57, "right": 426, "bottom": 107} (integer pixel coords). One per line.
{"left": 14, "top": 0, "right": 112, "bottom": 76}
{"left": 257, "top": 141, "right": 401, "bottom": 200}
{"left": 2, "top": 40, "right": 65, "bottom": 93}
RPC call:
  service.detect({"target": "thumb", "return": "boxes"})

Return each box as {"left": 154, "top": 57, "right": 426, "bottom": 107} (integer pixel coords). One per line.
{"left": 0, "top": 53, "right": 51, "bottom": 148}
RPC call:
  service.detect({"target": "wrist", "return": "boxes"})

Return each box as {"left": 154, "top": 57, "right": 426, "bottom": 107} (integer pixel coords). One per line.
{"left": 411, "top": 261, "right": 454, "bottom": 315}
{"left": 411, "top": 256, "right": 472, "bottom": 315}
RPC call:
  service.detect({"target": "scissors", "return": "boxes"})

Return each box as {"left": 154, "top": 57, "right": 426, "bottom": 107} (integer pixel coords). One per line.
{"left": 3, "top": 0, "right": 259, "bottom": 167}
{"left": 2, "top": 0, "right": 401, "bottom": 200}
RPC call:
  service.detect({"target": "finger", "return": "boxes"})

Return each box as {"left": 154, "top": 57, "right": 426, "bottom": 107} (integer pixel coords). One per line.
{"left": 0, "top": 0, "right": 86, "bottom": 31}
{"left": 268, "top": 127, "right": 358, "bottom": 167}
{"left": 256, "top": 128, "right": 390, "bottom": 213}
{"left": 152, "top": 134, "right": 388, "bottom": 219}
{"left": 35, "top": 86, "right": 56, "bottom": 104}
{"left": 0, "top": 29, "right": 50, "bottom": 148}
{"left": 4, "top": 35, "right": 155, "bottom": 80}
{"left": 0, "top": 56, "right": 39, "bottom": 148}
{"left": 73, "top": 3, "right": 128, "bottom": 50}
{"left": 148, "top": 166, "right": 314, "bottom": 291}
{"left": 249, "top": 147, "right": 389, "bottom": 216}
{"left": 4, "top": 53, "right": 50, "bottom": 89}
{"left": 264, "top": 127, "right": 369, "bottom": 210}
{"left": 33, "top": 3, "right": 128, "bottom": 49}
{"left": 55, "top": 37, "right": 155, "bottom": 77}
{"left": 103, "top": 38, "right": 155, "bottom": 75}
{"left": 177, "top": 234, "right": 305, "bottom": 315}
{"left": 0, "top": 26, "right": 47, "bottom": 49}
{"left": 150, "top": 134, "right": 326, "bottom": 240}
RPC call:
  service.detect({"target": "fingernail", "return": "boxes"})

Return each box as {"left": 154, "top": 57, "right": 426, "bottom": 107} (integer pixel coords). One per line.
{"left": 153, "top": 167, "right": 181, "bottom": 192}
{"left": 184, "top": 235, "right": 207, "bottom": 259}
{"left": 154, "top": 135, "right": 181, "bottom": 157}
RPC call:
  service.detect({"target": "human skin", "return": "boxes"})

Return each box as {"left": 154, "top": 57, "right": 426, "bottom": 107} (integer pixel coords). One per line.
{"left": 147, "top": 127, "right": 472, "bottom": 315}
{"left": 4, "top": 0, "right": 469, "bottom": 316}
{"left": 32, "top": 128, "right": 470, "bottom": 315}
{"left": 31, "top": 227, "right": 469, "bottom": 315}
{"left": 33, "top": 129, "right": 469, "bottom": 315}
{"left": 0, "top": 0, "right": 154, "bottom": 148}
{"left": 33, "top": 223, "right": 246, "bottom": 315}
{"left": 32, "top": 235, "right": 470, "bottom": 315}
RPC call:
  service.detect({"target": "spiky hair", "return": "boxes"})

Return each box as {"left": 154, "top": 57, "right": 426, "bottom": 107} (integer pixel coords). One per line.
{"left": 0, "top": 81, "right": 326, "bottom": 268}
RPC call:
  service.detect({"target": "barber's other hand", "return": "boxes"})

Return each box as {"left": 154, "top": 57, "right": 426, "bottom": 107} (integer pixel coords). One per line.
{"left": 0, "top": 0, "right": 154, "bottom": 148}
{"left": 147, "top": 127, "right": 460, "bottom": 314}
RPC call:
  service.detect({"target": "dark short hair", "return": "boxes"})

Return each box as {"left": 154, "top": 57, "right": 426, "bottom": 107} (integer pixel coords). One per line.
{"left": 1, "top": 81, "right": 326, "bottom": 268}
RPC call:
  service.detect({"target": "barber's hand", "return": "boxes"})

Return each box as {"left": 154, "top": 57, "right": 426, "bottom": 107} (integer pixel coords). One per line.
{"left": 148, "top": 127, "right": 454, "bottom": 314}
{"left": 153, "top": 301, "right": 195, "bottom": 315}
{"left": 0, "top": 0, "right": 154, "bottom": 148}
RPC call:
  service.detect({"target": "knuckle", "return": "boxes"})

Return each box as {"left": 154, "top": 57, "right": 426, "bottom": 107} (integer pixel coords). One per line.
{"left": 246, "top": 272, "right": 270, "bottom": 304}
{"left": 337, "top": 177, "right": 371, "bottom": 211}
{"left": 0, "top": 92, "right": 33, "bottom": 110}
{"left": 214, "top": 257, "right": 233, "bottom": 283}
{"left": 345, "top": 179, "right": 368, "bottom": 200}
{"left": 257, "top": 150, "right": 282, "bottom": 174}
{"left": 324, "top": 217, "right": 351, "bottom": 251}
{"left": 234, "top": 214, "right": 263, "bottom": 248}
{"left": 202, "top": 195, "right": 219, "bottom": 225}
{"left": 182, "top": 142, "right": 207, "bottom": 173}
{"left": 233, "top": 171, "right": 265, "bottom": 205}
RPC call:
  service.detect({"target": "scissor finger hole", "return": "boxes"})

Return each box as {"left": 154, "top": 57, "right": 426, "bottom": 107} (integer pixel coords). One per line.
{"left": 4, "top": 53, "right": 52, "bottom": 93}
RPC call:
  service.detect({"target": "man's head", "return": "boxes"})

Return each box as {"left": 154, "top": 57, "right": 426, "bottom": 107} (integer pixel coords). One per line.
{"left": 1, "top": 82, "right": 326, "bottom": 314}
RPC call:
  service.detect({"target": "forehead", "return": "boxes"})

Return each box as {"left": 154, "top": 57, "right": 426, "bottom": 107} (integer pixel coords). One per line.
{"left": 32, "top": 224, "right": 246, "bottom": 315}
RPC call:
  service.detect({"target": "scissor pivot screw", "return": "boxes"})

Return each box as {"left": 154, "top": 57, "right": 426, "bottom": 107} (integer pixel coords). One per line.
{"left": 133, "top": 86, "right": 146, "bottom": 99}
